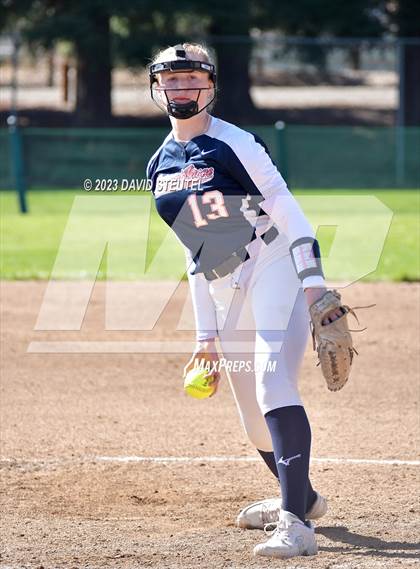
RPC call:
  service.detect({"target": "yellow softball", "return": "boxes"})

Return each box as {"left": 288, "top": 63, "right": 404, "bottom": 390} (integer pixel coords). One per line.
{"left": 184, "top": 367, "right": 216, "bottom": 399}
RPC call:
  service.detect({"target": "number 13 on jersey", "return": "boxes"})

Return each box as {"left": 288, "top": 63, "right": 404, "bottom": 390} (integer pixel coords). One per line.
{"left": 187, "top": 190, "right": 229, "bottom": 228}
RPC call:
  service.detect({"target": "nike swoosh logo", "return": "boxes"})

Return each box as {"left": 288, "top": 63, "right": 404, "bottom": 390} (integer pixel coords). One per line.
{"left": 201, "top": 150, "right": 216, "bottom": 156}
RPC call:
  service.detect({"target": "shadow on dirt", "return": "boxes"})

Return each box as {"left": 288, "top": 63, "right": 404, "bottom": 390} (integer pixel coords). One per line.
{"left": 317, "top": 526, "right": 420, "bottom": 559}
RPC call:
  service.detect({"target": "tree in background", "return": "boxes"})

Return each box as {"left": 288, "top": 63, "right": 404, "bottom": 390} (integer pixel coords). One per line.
{"left": 253, "top": 0, "right": 386, "bottom": 36}
{"left": 1, "top": 0, "right": 174, "bottom": 124}
{"left": 146, "top": 0, "right": 419, "bottom": 124}
{"left": 205, "top": 1, "right": 256, "bottom": 120}
{"left": 0, "top": 0, "right": 203, "bottom": 123}
{"left": 252, "top": 0, "right": 386, "bottom": 71}
{"left": 1, "top": 0, "right": 418, "bottom": 124}
{"left": 112, "top": 0, "right": 256, "bottom": 120}
{"left": 1, "top": 0, "right": 113, "bottom": 123}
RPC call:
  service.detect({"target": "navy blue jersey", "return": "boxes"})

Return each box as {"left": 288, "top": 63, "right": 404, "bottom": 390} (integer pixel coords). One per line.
{"left": 147, "top": 117, "right": 289, "bottom": 274}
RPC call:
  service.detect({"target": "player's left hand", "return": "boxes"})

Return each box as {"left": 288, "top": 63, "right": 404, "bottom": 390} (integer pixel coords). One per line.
{"left": 307, "top": 288, "right": 356, "bottom": 391}
{"left": 306, "top": 288, "right": 375, "bottom": 392}
{"left": 304, "top": 287, "right": 343, "bottom": 324}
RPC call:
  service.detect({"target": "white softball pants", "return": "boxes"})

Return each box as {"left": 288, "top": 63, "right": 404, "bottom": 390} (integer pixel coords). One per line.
{"left": 208, "top": 239, "right": 310, "bottom": 452}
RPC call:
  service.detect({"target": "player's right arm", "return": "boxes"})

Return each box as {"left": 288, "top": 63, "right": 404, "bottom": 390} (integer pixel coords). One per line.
{"left": 147, "top": 149, "right": 221, "bottom": 392}
{"left": 184, "top": 247, "right": 219, "bottom": 343}
{"left": 183, "top": 247, "right": 221, "bottom": 395}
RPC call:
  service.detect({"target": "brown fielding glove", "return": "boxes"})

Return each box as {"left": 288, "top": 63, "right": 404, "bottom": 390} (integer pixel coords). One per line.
{"left": 309, "top": 290, "right": 363, "bottom": 392}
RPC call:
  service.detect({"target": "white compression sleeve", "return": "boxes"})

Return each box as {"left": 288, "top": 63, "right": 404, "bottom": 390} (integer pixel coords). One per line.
{"left": 184, "top": 248, "right": 219, "bottom": 341}
{"left": 260, "top": 192, "right": 325, "bottom": 288}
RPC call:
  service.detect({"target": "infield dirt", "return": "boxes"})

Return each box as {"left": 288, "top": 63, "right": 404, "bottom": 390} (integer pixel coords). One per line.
{"left": 1, "top": 281, "right": 419, "bottom": 568}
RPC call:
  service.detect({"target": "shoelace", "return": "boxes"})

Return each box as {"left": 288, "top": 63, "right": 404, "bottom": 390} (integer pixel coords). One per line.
{"left": 261, "top": 502, "right": 281, "bottom": 525}
{"left": 262, "top": 520, "right": 296, "bottom": 546}
{"left": 263, "top": 520, "right": 286, "bottom": 536}
{"left": 264, "top": 518, "right": 312, "bottom": 537}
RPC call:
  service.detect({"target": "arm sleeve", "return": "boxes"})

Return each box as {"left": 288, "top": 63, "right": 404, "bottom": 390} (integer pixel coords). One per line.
{"left": 222, "top": 130, "right": 325, "bottom": 288}
{"left": 184, "top": 247, "right": 219, "bottom": 342}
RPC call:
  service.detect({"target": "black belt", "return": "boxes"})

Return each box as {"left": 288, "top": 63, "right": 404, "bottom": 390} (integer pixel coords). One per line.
{"left": 203, "top": 226, "right": 279, "bottom": 281}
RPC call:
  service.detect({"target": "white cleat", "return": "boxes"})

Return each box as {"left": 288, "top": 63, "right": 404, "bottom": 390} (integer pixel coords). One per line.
{"left": 253, "top": 510, "right": 318, "bottom": 559}
{"left": 236, "top": 497, "right": 281, "bottom": 529}
{"left": 306, "top": 491, "right": 328, "bottom": 520}
{"left": 236, "top": 491, "right": 327, "bottom": 529}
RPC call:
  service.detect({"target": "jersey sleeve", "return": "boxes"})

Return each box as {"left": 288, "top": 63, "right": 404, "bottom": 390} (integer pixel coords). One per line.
{"left": 183, "top": 246, "right": 219, "bottom": 342}
{"left": 221, "top": 129, "right": 325, "bottom": 288}
{"left": 146, "top": 156, "right": 157, "bottom": 193}
{"left": 146, "top": 132, "right": 172, "bottom": 192}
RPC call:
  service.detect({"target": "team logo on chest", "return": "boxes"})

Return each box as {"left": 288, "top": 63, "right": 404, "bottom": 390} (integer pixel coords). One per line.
{"left": 156, "top": 164, "right": 214, "bottom": 195}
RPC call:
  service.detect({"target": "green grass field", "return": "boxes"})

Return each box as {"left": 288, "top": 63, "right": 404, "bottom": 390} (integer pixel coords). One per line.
{"left": 1, "top": 189, "right": 419, "bottom": 281}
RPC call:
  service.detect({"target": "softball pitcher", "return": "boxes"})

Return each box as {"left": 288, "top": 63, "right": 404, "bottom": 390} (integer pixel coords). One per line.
{"left": 146, "top": 42, "right": 354, "bottom": 559}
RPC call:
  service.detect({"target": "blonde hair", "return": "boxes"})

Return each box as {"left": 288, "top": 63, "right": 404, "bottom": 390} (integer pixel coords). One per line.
{"left": 151, "top": 42, "right": 215, "bottom": 68}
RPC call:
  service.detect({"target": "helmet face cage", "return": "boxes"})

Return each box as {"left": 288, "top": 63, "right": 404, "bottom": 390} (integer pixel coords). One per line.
{"left": 149, "top": 45, "right": 217, "bottom": 119}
